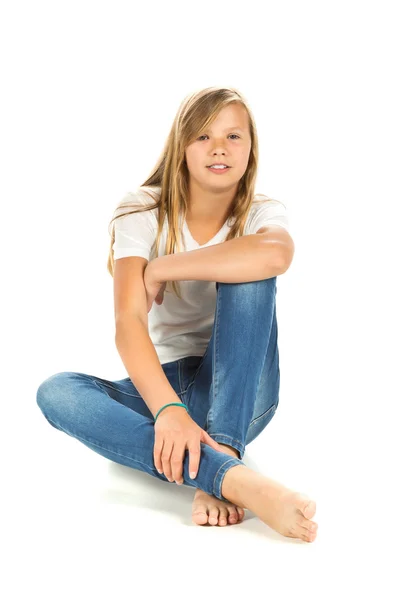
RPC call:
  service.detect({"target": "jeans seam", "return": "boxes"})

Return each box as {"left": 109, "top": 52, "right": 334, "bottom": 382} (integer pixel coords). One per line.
{"left": 182, "top": 352, "right": 207, "bottom": 395}
{"left": 178, "top": 359, "right": 186, "bottom": 395}
{"left": 206, "top": 288, "right": 221, "bottom": 431}
{"left": 208, "top": 433, "right": 243, "bottom": 448}
{"left": 248, "top": 403, "right": 277, "bottom": 428}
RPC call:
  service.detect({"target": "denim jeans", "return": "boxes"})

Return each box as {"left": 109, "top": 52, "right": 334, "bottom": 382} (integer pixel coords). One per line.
{"left": 36, "top": 277, "right": 280, "bottom": 502}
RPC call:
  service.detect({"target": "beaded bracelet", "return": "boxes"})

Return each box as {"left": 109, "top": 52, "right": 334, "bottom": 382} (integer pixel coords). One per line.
{"left": 154, "top": 402, "right": 188, "bottom": 423}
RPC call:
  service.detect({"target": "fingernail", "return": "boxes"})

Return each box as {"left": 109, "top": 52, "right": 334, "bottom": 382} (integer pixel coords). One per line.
{"left": 157, "top": 469, "right": 162, "bottom": 474}
{"left": 190, "top": 472, "right": 196, "bottom": 479}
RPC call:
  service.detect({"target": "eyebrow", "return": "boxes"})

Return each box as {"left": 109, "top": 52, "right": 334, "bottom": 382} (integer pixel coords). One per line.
{"left": 205, "top": 126, "right": 245, "bottom": 132}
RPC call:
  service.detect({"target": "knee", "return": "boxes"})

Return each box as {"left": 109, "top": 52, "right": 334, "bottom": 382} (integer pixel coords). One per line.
{"left": 216, "top": 277, "right": 277, "bottom": 307}
{"left": 217, "top": 277, "right": 276, "bottom": 293}
{"left": 36, "top": 371, "right": 74, "bottom": 415}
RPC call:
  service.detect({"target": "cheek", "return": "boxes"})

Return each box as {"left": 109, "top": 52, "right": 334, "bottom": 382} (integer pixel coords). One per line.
{"left": 239, "top": 147, "right": 251, "bottom": 166}
{"left": 186, "top": 149, "right": 202, "bottom": 169}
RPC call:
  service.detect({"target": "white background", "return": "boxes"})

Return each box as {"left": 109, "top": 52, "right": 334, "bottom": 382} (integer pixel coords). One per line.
{"left": 1, "top": 0, "right": 399, "bottom": 598}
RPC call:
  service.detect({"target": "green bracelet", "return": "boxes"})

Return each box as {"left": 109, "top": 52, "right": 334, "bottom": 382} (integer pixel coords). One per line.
{"left": 154, "top": 402, "right": 188, "bottom": 422}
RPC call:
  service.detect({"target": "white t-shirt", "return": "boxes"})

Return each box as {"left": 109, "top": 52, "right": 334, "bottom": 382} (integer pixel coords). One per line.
{"left": 112, "top": 186, "right": 290, "bottom": 365}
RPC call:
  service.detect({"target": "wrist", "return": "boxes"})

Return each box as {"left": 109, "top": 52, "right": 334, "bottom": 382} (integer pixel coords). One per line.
{"left": 154, "top": 402, "right": 187, "bottom": 421}
{"left": 148, "top": 257, "right": 164, "bottom": 284}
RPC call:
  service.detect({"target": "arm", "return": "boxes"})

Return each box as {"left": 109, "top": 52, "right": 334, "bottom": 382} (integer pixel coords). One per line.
{"left": 115, "top": 317, "right": 185, "bottom": 419}
{"left": 149, "top": 234, "right": 286, "bottom": 284}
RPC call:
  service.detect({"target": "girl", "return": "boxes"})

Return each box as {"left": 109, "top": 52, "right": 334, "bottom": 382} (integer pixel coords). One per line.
{"left": 36, "top": 86, "right": 318, "bottom": 542}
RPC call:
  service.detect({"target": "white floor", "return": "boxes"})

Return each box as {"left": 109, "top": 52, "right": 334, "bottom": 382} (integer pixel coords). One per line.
{"left": 4, "top": 381, "right": 397, "bottom": 600}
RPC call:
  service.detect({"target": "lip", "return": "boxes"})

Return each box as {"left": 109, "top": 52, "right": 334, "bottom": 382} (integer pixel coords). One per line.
{"left": 206, "top": 163, "right": 231, "bottom": 167}
{"left": 206, "top": 166, "right": 231, "bottom": 174}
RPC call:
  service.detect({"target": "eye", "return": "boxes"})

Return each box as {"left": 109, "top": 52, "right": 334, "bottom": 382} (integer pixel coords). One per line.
{"left": 197, "top": 134, "right": 240, "bottom": 141}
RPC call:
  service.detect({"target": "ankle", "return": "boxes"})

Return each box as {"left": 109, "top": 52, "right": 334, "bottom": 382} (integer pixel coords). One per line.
{"left": 220, "top": 464, "right": 249, "bottom": 508}
{"left": 219, "top": 442, "right": 241, "bottom": 460}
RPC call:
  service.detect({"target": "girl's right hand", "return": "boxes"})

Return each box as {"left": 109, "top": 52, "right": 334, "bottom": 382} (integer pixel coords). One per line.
{"left": 153, "top": 406, "right": 226, "bottom": 484}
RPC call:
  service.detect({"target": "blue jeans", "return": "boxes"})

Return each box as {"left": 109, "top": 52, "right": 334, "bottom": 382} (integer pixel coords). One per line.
{"left": 36, "top": 277, "right": 280, "bottom": 502}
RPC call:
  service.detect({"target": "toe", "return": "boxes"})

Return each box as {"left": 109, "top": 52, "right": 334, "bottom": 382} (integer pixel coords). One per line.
{"left": 294, "top": 523, "right": 316, "bottom": 543}
{"left": 302, "top": 529, "right": 317, "bottom": 542}
{"left": 295, "top": 493, "right": 316, "bottom": 520}
{"left": 218, "top": 506, "right": 229, "bottom": 526}
{"left": 287, "top": 525, "right": 309, "bottom": 543}
{"left": 192, "top": 503, "right": 209, "bottom": 525}
{"left": 208, "top": 507, "right": 219, "bottom": 526}
{"left": 227, "top": 506, "right": 238, "bottom": 524}
{"left": 192, "top": 511, "right": 208, "bottom": 525}
{"left": 297, "top": 516, "right": 318, "bottom": 534}
{"left": 236, "top": 507, "right": 245, "bottom": 520}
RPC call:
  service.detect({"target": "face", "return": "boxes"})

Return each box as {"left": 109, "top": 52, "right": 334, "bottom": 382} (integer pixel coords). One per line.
{"left": 184, "top": 103, "right": 252, "bottom": 189}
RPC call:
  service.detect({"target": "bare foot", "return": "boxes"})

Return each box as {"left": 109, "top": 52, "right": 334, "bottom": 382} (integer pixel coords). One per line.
{"left": 192, "top": 489, "right": 245, "bottom": 526}
{"left": 191, "top": 440, "right": 246, "bottom": 527}
{"left": 221, "top": 465, "right": 318, "bottom": 542}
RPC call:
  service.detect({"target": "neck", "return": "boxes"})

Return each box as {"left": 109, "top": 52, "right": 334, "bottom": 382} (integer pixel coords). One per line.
{"left": 186, "top": 180, "right": 238, "bottom": 223}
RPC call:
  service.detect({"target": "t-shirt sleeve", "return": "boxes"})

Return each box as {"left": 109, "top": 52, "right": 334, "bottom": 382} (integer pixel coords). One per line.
{"left": 112, "top": 191, "right": 157, "bottom": 261}
{"left": 245, "top": 197, "right": 290, "bottom": 235}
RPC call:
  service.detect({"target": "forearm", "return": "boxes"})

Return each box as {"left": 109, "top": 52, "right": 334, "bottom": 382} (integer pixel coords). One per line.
{"left": 115, "top": 317, "right": 185, "bottom": 418}
{"left": 152, "top": 234, "right": 283, "bottom": 283}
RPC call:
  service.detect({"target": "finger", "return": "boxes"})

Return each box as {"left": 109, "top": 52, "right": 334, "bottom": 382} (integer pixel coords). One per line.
{"left": 171, "top": 444, "right": 185, "bottom": 484}
{"left": 161, "top": 441, "right": 174, "bottom": 482}
{"left": 153, "top": 437, "right": 164, "bottom": 473}
{"left": 187, "top": 443, "right": 201, "bottom": 479}
{"left": 204, "top": 431, "right": 225, "bottom": 452}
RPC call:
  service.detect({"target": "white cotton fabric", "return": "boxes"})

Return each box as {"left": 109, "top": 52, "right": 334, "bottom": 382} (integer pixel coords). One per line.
{"left": 112, "top": 186, "right": 290, "bottom": 365}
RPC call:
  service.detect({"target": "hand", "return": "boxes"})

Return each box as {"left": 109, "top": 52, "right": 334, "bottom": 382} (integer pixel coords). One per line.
{"left": 144, "top": 260, "right": 167, "bottom": 313}
{"left": 153, "top": 406, "right": 226, "bottom": 485}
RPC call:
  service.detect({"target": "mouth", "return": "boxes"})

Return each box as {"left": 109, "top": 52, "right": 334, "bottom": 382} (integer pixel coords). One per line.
{"left": 206, "top": 165, "right": 231, "bottom": 173}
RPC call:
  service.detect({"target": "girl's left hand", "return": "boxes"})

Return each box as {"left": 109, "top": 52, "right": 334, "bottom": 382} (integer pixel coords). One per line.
{"left": 144, "top": 262, "right": 167, "bottom": 313}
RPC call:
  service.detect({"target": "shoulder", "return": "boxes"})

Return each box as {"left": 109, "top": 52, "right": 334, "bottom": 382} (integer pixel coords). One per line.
{"left": 247, "top": 193, "right": 288, "bottom": 220}
{"left": 252, "top": 193, "right": 287, "bottom": 210}
{"left": 243, "top": 193, "right": 290, "bottom": 236}
{"left": 114, "top": 186, "right": 161, "bottom": 219}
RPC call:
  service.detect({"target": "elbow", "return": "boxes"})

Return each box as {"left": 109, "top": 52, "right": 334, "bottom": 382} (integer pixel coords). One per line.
{"left": 274, "top": 240, "right": 295, "bottom": 274}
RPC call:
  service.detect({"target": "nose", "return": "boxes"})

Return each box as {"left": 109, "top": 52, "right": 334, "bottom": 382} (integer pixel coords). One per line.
{"left": 212, "top": 146, "right": 227, "bottom": 157}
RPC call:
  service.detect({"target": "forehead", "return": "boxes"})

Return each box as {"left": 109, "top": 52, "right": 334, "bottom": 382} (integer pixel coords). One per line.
{"left": 206, "top": 104, "right": 249, "bottom": 130}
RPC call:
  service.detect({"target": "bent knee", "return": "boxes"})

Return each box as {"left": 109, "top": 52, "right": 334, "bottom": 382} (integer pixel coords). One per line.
{"left": 36, "top": 371, "right": 79, "bottom": 414}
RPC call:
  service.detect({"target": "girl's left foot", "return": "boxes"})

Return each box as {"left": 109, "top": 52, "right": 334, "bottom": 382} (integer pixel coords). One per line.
{"left": 192, "top": 489, "right": 245, "bottom": 526}
{"left": 221, "top": 464, "right": 318, "bottom": 542}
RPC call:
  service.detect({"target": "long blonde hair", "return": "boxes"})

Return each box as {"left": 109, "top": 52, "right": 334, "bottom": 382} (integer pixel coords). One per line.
{"left": 107, "top": 86, "right": 263, "bottom": 301}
